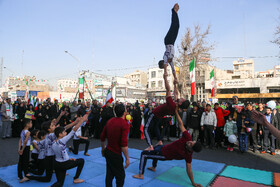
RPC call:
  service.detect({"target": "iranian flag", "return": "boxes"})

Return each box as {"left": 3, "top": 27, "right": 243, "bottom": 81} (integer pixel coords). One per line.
{"left": 189, "top": 58, "right": 195, "bottom": 96}
{"left": 78, "top": 78, "right": 84, "bottom": 99}
{"left": 34, "top": 98, "right": 39, "bottom": 110}
{"left": 210, "top": 69, "right": 215, "bottom": 97}
{"left": 29, "top": 96, "right": 36, "bottom": 106}
{"left": 140, "top": 117, "right": 145, "bottom": 140}
{"left": 25, "top": 80, "right": 30, "bottom": 103}
{"left": 102, "top": 89, "right": 114, "bottom": 108}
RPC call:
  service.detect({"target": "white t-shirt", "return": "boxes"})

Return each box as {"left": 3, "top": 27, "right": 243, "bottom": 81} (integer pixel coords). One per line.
{"left": 32, "top": 140, "right": 39, "bottom": 154}
{"left": 52, "top": 130, "right": 75, "bottom": 162}
{"left": 20, "top": 130, "right": 31, "bottom": 146}
{"left": 45, "top": 133, "right": 56, "bottom": 156}
{"left": 38, "top": 139, "right": 46, "bottom": 159}
{"left": 73, "top": 122, "right": 86, "bottom": 140}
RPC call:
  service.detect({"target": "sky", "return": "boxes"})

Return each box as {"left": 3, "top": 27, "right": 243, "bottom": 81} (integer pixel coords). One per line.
{"left": 0, "top": 0, "right": 279, "bottom": 86}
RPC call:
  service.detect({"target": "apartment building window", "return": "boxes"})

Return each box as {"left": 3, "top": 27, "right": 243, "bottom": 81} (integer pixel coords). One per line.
{"left": 234, "top": 65, "right": 239, "bottom": 70}
{"left": 158, "top": 80, "right": 163, "bottom": 88}
{"left": 151, "top": 71, "right": 156, "bottom": 78}
{"left": 151, "top": 81, "right": 156, "bottom": 88}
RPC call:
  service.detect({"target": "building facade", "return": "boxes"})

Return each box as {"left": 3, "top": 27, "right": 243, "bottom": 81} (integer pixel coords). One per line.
{"left": 232, "top": 58, "right": 254, "bottom": 79}
{"left": 124, "top": 70, "right": 147, "bottom": 87}
{"left": 57, "top": 79, "right": 78, "bottom": 92}
{"left": 205, "top": 77, "right": 280, "bottom": 103}
{"left": 147, "top": 66, "right": 174, "bottom": 101}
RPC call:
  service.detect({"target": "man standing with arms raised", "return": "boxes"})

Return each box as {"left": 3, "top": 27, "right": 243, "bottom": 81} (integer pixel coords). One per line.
{"left": 101, "top": 104, "right": 130, "bottom": 187}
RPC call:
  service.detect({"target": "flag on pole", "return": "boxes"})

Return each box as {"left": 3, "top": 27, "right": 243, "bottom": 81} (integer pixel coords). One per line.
{"left": 78, "top": 78, "right": 84, "bottom": 99}
{"left": 189, "top": 58, "right": 195, "bottom": 96}
{"left": 25, "top": 80, "right": 30, "bottom": 103}
{"left": 30, "top": 96, "right": 35, "bottom": 106}
{"left": 34, "top": 98, "right": 39, "bottom": 110}
{"left": 102, "top": 89, "right": 114, "bottom": 108}
{"left": 140, "top": 117, "right": 145, "bottom": 140}
{"left": 210, "top": 69, "right": 215, "bottom": 97}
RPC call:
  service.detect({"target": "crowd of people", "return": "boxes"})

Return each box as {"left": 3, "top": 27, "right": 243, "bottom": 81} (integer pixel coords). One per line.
{"left": 1, "top": 94, "right": 279, "bottom": 155}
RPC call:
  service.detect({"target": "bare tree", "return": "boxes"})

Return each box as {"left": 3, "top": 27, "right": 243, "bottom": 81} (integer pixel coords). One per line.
{"left": 272, "top": 14, "right": 280, "bottom": 47}
{"left": 175, "top": 24, "right": 214, "bottom": 99}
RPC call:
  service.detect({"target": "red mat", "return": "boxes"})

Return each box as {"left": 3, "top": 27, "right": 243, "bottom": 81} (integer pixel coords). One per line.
{"left": 274, "top": 173, "right": 280, "bottom": 187}
{"left": 211, "top": 176, "right": 268, "bottom": 187}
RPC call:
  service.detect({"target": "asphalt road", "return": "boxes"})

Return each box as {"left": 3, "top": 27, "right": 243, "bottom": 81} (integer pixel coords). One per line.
{"left": 0, "top": 137, "right": 279, "bottom": 186}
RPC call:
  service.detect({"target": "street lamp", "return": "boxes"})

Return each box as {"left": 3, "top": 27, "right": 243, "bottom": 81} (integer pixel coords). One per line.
{"left": 64, "top": 51, "right": 81, "bottom": 77}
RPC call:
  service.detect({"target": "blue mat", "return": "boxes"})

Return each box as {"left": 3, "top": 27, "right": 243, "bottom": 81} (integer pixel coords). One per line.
{"left": 0, "top": 148, "right": 275, "bottom": 187}
{"left": 191, "top": 159, "right": 225, "bottom": 174}
{"left": 220, "top": 165, "right": 273, "bottom": 186}
{"left": 87, "top": 171, "right": 153, "bottom": 187}
{"left": 126, "top": 160, "right": 173, "bottom": 178}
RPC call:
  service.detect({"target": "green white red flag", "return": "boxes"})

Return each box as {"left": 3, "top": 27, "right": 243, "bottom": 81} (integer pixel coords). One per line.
{"left": 210, "top": 69, "right": 215, "bottom": 97}
{"left": 102, "top": 89, "right": 114, "bottom": 108}
{"left": 189, "top": 58, "right": 195, "bottom": 96}
{"left": 25, "top": 80, "right": 30, "bottom": 103}
{"left": 79, "top": 78, "right": 84, "bottom": 99}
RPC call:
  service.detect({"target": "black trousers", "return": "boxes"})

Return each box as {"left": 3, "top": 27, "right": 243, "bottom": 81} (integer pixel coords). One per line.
{"left": 104, "top": 149, "right": 125, "bottom": 187}
{"left": 144, "top": 114, "right": 162, "bottom": 146}
{"left": 93, "top": 117, "right": 100, "bottom": 139}
{"left": 51, "top": 158, "right": 85, "bottom": 187}
{"left": 204, "top": 125, "right": 215, "bottom": 148}
{"left": 164, "top": 9, "right": 179, "bottom": 45}
{"left": 17, "top": 146, "right": 30, "bottom": 179}
{"left": 139, "top": 145, "right": 166, "bottom": 175}
{"left": 29, "top": 158, "right": 45, "bottom": 176}
{"left": 27, "top": 155, "right": 54, "bottom": 182}
{"left": 250, "top": 129, "right": 258, "bottom": 150}
{"left": 12, "top": 120, "right": 22, "bottom": 137}
{"left": 215, "top": 127, "right": 224, "bottom": 146}
{"left": 69, "top": 139, "right": 90, "bottom": 155}
{"left": 30, "top": 153, "right": 38, "bottom": 170}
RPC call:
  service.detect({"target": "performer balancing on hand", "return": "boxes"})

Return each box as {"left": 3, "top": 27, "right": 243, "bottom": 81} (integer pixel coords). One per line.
{"left": 144, "top": 63, "right": 189, "bottom": 151}
{"left": 159, "top": 3, "right": 180, "bottom": 83}
{"left": 133, "top": 106, "right": 203, "bottom": 187}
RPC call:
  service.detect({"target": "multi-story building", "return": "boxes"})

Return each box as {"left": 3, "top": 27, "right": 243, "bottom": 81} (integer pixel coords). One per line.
{"left": 147, "top": 67, "right": 174, "bottom": 101}
{"left": 255, "top": 70, "right": 274, "bottom": 78}
{"left": 5, "top": 76, "right": 49, "bottom": 92}
{"left": 274, "top": 65, "right": 280, "bottom": 77}
{"left": 232, "top": 58, "right": 254, "bottom": 79}
{"left": 204, "top": 60, "right": 280, "bottom": 103}
{"left": 57, "top": 79, "right": 77, "bottom": 92}
{"left": 124, "top": 70, "right": 147, "bottom": 87}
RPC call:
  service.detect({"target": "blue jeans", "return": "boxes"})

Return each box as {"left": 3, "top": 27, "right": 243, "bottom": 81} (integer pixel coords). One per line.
{"left": 239, "top": 133, "right": 248, "bottom": 152}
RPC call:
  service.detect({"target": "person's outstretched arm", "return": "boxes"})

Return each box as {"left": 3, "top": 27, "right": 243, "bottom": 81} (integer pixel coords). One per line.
{"left": 175, "top": 107, "right": 186, "bottom": 133}
{"left": 186, "top": 163, "right": 202, "bottom": 187}
{"left": 173, "top": 80, "right": 179, "bottom": 101}
{"left": 164, "top": 66, "right": 171, "bottom": 97}
{"left": 251, "top": 110, "right": 280, "bottom": 140}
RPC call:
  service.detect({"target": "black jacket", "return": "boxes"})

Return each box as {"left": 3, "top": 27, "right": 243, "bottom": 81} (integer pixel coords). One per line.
{"left": 187, "top": 109, "right": 202, "bottom": 129}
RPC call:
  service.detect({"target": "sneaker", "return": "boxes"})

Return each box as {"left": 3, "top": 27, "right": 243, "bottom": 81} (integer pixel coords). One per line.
{"left": 230, "top": 147, "right": 233, "bottom": 152}
{"left": 260, "top": 151, "right": 266, "bottom": 154}
{"left": 271, "top": 152, "right": 276, "bottom": 156}
{"left": 227, "top": 147, "right": 230, "bottom": 151}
